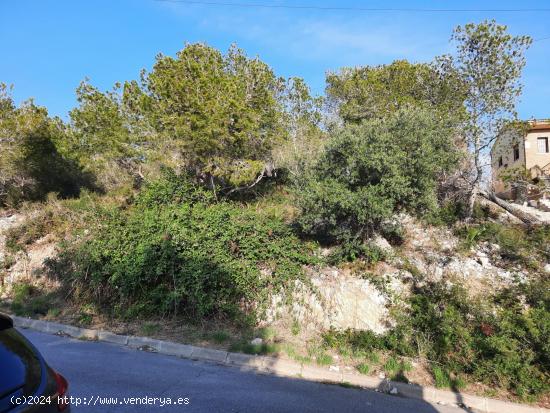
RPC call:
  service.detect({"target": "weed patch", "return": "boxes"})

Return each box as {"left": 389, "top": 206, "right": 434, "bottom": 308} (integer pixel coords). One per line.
{"left": 48, "top": 173, "right": 316, "bottom": 324}
{"left": 322, "top": 277, "right": 550, "bottom": 400}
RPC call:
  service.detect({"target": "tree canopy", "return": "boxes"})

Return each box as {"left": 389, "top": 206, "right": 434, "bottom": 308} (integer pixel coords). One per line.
{"left": 450, "top": 20, "right": 532, "bottom": 214}
{"left": 326, "top": 59, "right": 466, "bottom": 124}
{"left": 0, "top": 84, "right": 95, "bottom": 206}
{"left": 126, "top": 43, "right": 288, "bottom": 192}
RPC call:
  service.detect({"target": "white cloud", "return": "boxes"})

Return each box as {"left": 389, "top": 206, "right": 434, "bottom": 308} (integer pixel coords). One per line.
{"left": 290, "top": 19, "right": 439, "bottom": 61}
{"left": 156, "top": 2, "right": 449, "bottom": 64}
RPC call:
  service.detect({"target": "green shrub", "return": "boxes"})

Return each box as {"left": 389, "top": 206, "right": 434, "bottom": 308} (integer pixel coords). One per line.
{"left": 425, "top": 201, "right": 467, "bottom": 226}
{"left": 326, "top": 240, "right": 386, "bottom": 265}
{"left": 456, "top": 222, "right": 549, "bottom": 268}
{"left": 258, "top": 327, "right": 276, "bottom": 341}
{"left": 141, "top": 322, "right": 160, "bottom": 336}
{"left": 324, "top": 328, "right": 382, "bottom": 352}
{"left": 383, "top": 356, "right": 400, "bottom": 374}
{"left": 316, "top": 353, "right": 333, "bottom": 366}
{"left": 323, "top": 277, "right": 550, "bottom": 400}
{"left": 357, "top": 363, "right": 370, "bottom": 375}
{"left": 432, "top": 366, "right": 452, "bottom": 388}
{"left": 49, "top": 174, "right": 315, "bottom": 324}
{"left": 135, "top": 168, "right": 214, "bottom": 208}
{"left": 211, "top": 330, "right": 231, "bottom": 344}
{"left": 295, "top": 107, "right": 459, "bottom": 252}
{"left": 379, "top": 222, "right": 405, "bottom": 246}
{"left": 10, "top": 283, "right": 54, "bottom": 317}
{"left": 229, "top": 341, "right": 279, "bottom": 355}
{"left": 12, "top": 283, "right": 34, "bottom": 302}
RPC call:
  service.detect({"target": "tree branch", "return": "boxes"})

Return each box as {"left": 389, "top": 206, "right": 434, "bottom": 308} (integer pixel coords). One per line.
{"left": 225, "top": 169, "right": 267, "bottom": 196}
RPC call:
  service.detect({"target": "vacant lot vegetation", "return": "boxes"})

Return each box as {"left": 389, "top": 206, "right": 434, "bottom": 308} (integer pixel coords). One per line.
{"left": 456, "top": 221, "right": 550, "bottom": 270}
{"left": 323, "top": 275, "right": 550, "bottom": 400}
{"left": 1, "top": 21, "right": 548, "bottom": 404}
{"left": 47, "top": 171, "right": 315, "bottom": 323}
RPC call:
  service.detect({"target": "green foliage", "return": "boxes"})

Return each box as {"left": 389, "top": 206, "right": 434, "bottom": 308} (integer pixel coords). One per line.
{"left": 49, "top": 173, "right": 315, "bottom": 323}
{"left": 379, "top": 222, "right": 405, "bottom": 246}
{"left": 68, "top": 80, "right": 144, "bottom": 190}
{"left": 432, "top": 366, "right": 452, "bottom": 389}
{"left": 70, "top": 80, "right": 135, "bottom": 161}
{"left": 316, "top": 353, "right": 333, "bottom": 366}
{"left": 450, "top": 21, "right": 532, "bottom": 215}
{"left": 135, "top": 168, "right": 215, "bottom": 208}
{"left": 211, "top": 330, "right": 231, "bottom": 344}
{"left": 141, "top": 322, "right": 161, "bottom": 336}
{"left": 12, "top": 283, "right": 34, "bottom": 303}
{"left": 65, "top": 44, "right": 323, "bottom": 195}
{"left": 426, "top": 201, "right": 468, "bottom": 226}
{"left": 323, "top": 277, "right": 550, "bottom": 399}
{"left": 383, "top": 356, "right": 400, "bottom": 373}
{"left": 357, "top": 363, "right": 370, "bottom": 375}
{"left": 123, "top": 43, "right": 288, "bottom": 192}
{"left": 273, "top": 77, "right": 326, "bottom": 180}
{"left": 459, "top": 225, "right": 488, "bottom": 251}
{"left": 295, "top": 107, "right": 460, "bottom": 247}
{"left": 2, "top": 31, "right": 545, "bottom": 403}
{"left": 0, "top": 85, "right": 97, "bottom": 206}
{"left": 46, "top": 308, "right": 61, "bottom": 318}
{"left": 327, "top": 241, "right": 386, "bottom": 266}
{"left": 283, "top": 344, "right": 312, "bottom": 364}
{"left": 229, "top": 341, "right": 279, "bottom": 355}
{"left": 9, "top": 283, "right": 54, "bottom": 317}
{"left": 326, "top": 60, "right": 466, "bottom": 124}
{"left": 258, "top": 327, "right": 276, "bottom": 341}
{"left": 456, "top": 222, "right": 550, "bottom": 268}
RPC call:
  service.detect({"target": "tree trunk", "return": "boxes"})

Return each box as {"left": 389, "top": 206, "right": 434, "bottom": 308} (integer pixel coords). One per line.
{"left": 209, "top": 175, "right": 218, "bottom": 201}
{"left": 466, "top": 181, "right": 479, "bottom": 218}
{"left": 479, "top": 190, "right": 538, "bottom": 225}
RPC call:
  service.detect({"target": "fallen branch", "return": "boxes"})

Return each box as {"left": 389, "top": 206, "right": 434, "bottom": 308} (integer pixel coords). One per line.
{"left": 225, "top": 169, "right": 267, "bottom": 196}
{"left": 479, "top": 190, "right": 538, "bottom": 225}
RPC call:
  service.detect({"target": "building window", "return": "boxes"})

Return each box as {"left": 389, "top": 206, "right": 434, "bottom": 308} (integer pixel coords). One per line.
{"left": 498, "top": 156, "right": 503, "bottom": 167}
{"left": 513, "top": 144, "right": 520, "bottom": 161}
{"left": 538, "top": 137, "right": 549, "bottom": 153}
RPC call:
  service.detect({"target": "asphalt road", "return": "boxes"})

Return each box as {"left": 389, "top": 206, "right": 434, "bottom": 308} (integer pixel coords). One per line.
{"left": 21, "top": 328, "right": 468, "bottom": 413}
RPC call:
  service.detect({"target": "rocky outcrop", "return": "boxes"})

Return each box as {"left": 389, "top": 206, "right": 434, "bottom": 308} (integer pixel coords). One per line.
{"left": 0, "top": 213, "right": 57, "bottom": 296}
{"left": 0, "top": 213, "right": 23, "bottom": 265}
{"left": 267, "top": 268, "right": 390, "bottom": 334}
{"left": 396, "top": 215, "right": 527, "bottom": 298}
{"left": 4, "top": 235, "right": 57, "bottom": 286}
{"left": 266, "top": 214, "right": 528, "bottom": 334}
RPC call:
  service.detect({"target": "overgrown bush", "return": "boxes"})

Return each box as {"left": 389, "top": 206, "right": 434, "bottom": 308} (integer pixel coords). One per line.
{"left": 295, "top": 107, "right": 460, "bottom": 249}
{"left": 425, "top": 200, "right": 468, "bottom": 226}
{"left": 8, "top": 283, "right": 55, "bottom": 317}
{"left": 456, "top": 222, "right": 550, "bottom": 268}
{"left": 326, "top": 240, "right": 386, "bottom": 266}
{"left": 323, "top": 278, "right": 550, "bottom": 399}
{"left": 48, "top": 172, "right": 315, "bottom": 323}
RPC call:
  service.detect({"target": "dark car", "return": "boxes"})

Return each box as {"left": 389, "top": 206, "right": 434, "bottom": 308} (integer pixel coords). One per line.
{"left": 0, "top": 313, "right": 69, "bottom": 413}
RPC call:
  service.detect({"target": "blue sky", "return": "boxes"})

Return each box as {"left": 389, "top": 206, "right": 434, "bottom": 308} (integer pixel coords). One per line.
{"left": 1, "top": 0, "right": 549, "bottom": 120}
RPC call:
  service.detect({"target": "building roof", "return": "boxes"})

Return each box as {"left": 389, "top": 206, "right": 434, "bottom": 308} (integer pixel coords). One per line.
{"left": 528, "top": 119, "right": 550, "bottom": 131}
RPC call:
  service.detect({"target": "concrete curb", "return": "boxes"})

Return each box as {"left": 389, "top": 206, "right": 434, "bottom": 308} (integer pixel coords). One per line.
{"left": 10, "top": 315, "right": 548, "bottom": 413}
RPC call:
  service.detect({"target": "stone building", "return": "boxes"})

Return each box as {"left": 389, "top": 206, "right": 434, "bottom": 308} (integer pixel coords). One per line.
{"left": 491, "top": 119, "right": 550, "bottom": 199}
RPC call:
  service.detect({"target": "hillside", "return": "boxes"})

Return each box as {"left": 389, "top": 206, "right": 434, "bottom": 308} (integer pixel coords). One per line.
{"left": 1, "top": 22, "right": 548, "bottom": 407}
